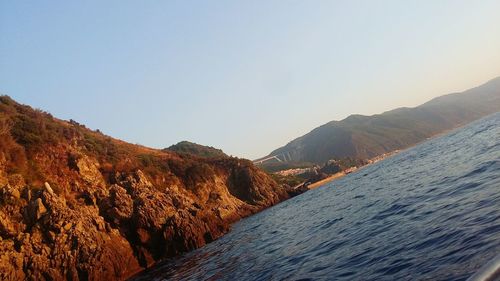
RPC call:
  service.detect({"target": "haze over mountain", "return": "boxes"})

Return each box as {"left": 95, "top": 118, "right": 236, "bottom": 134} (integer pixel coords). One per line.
{"left": 260, "top": 77, "right": 500, "bottom": 165}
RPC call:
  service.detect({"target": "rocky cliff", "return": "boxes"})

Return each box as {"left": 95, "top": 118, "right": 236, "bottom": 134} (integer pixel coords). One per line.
{"left": 0, "top": 96, "right": 289, "bottom": 280}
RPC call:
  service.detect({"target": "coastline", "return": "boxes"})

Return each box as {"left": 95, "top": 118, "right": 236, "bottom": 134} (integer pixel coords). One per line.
{"left": 132, "top": 125, "right": 485, "bottom": 279}
{"left": 308, "top": 172, "right": 346, "bottom": 189}
{"left": 307, "top": 149, "right": 402, "bottom": 190}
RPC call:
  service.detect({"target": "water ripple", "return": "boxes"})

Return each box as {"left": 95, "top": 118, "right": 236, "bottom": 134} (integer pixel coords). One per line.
{"left": 132, "top": 113, "right": 500, "bottom": 281}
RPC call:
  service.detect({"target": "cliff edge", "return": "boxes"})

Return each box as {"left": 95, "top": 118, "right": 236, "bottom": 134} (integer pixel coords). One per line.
{"left": 0, "top": 96, "right": 289, "bottom": 280}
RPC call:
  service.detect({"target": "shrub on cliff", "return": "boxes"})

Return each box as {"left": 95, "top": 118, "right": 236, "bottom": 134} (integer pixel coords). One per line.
{"left": 0, "top": 96, "right": 289, "bottom": 280}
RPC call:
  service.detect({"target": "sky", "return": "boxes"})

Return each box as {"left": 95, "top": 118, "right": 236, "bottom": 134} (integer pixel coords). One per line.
{"left": 1, "top": 1, "right": 500, "bottom": 159}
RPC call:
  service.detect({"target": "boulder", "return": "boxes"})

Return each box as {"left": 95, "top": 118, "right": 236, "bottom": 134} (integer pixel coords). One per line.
{"left": 99, "top": 184, "right": 133, "bottom": 224}
{"left": 70, "top": 154, "right": 105, "bottom": 187}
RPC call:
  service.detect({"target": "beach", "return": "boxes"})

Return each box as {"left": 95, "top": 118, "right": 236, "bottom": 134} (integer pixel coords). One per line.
{"left": 308, "top": 172, "right": 346, "bottom": 189}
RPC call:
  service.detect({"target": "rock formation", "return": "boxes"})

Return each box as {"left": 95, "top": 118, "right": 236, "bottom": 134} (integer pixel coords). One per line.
{"left": 0, "top": 96, "right": 292, "bottom": 280}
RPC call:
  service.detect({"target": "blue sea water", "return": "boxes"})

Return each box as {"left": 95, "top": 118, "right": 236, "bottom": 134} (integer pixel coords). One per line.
{"left": 134, "top": 113, "right": 500, "bottom": 281}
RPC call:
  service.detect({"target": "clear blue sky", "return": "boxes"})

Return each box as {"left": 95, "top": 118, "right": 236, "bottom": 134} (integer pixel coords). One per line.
{"left": 1, "top": 1, "right": 499, "bottom": 159}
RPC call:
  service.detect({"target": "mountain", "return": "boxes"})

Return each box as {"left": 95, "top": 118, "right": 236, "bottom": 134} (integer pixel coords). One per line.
{"left": 261, "top": 77, "right": 500, "bottom": 165}
{"left": 0, "top": 96, "right": 289, "bottom": 280}
{"left": 165, "top": 141, "right": 228, "bottom": 159}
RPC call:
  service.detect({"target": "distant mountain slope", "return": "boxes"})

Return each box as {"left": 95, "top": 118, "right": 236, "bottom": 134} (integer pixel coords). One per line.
{"left": 165, "top": 141, "right": 228, "bottom": 159}
{"left": 263, "top": 77, "right": 500, "bottom": 165}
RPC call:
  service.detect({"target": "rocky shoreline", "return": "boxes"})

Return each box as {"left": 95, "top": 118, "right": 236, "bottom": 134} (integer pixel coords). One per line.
{"left": 0, "top": 160, "right": 292, "bottom": 281}
{"left": 0, "top": 96, "right": 297, "bottom": 280}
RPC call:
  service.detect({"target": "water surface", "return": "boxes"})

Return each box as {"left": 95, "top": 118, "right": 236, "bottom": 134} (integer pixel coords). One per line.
{"left": 134, "top": 113, "right": 500, "bottom": 281}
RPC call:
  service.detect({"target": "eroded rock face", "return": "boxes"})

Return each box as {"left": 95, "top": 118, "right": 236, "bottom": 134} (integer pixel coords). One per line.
{"left": 69, "top": 154, "right": 105, "bottom": 187}
{"left": 99, "top": 184, "right": 133, "bottom": 225}
{"left": 0, "top": 163, "right": 289, "bottom": 281}
{"left": 0, "top": 96, "right": 291, "bottom": 280}
{"left": 0, "top": 186, "right": 142, "bottom": 281}
{"left": 0, "top": 210, "right": 16, "bottom": 237}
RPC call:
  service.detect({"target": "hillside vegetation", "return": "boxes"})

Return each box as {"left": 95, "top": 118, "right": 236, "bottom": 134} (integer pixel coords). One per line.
{"left": 165, "top": 141, "right": 228, "bottom": 159}
{"left": 0, "top": 96, "right": 289, "bottom": 280}
{"left": 263, "top": 77, "right": 500, "bottom": 165}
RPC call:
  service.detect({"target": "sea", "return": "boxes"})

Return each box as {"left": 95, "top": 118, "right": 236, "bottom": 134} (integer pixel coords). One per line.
{"left": 133, "top": 113, "right": 500, "bottom": 281}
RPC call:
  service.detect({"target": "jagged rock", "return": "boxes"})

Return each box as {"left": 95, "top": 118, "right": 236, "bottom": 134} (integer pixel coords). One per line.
{"left": 285, "top": 183, "right": 309, "bottom": 197}
{"left": 1, "top": 184, "right": 20, "bottom": 200}
{"left": 132, "top": 190, "right": 175, "bottom": 230}
{"left": 99, "top": 184, "right": 133, "bottom": 224}
{"left": 0, "top": 97, "right": 291, "bottom": 280}
{"left": 70, "top": 154, "right": 105, "bottom": 187}
{"left": 0, "top": 239, "right": 25, "bottom": 280}
{"left": 0, "top": 162, "right": 288, "bottom": 280}
{"left": 17, "top": 188, "right": 141, "bottom": 280}
{"left": 0, "top": 211, "right": 16, "bottom": 237}
{"left": 31, "top": 198, "right": 47, "bottom": 221}
{"left": 114, "top": 170, "right": 154, "bottom": 195}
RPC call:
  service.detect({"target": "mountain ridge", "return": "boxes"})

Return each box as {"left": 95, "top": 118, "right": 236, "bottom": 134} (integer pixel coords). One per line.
{"left": 260, "top": 77, "right": 500, "bottom": 165}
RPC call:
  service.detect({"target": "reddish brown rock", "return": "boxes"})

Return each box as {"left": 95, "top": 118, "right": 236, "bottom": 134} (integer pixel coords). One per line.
{"left": 0, "top": 96, "right": 291, "bottom": 280}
